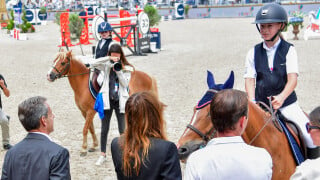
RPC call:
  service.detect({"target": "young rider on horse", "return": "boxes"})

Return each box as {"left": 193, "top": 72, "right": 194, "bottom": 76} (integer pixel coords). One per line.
{"left": 244, "top": 3, "right": 319, "bottom": 159}
{"left": 95, "top": 21, "right": 113, "bottom": 59}
{"left": 89, "top": 43, "right": 134, "bottom": 166}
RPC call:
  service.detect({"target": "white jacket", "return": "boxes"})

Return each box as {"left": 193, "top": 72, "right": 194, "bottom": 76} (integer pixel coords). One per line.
{"left": 89, "top": 57, "right": 133, "bottom": 113}
{"left": 290, "top": 158, "right": 320, "bottom": 180}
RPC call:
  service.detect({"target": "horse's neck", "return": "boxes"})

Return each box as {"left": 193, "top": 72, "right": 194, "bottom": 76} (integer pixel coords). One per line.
{"left": 67, "top": 58, "right": 89, "bottom": 93}
{"left": 242, "top": 102, "right": 280, "bottom": 145}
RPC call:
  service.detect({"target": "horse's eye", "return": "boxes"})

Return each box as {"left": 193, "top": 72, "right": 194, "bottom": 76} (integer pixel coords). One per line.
{"left": 61, "top": 62, "right": 66, "bottom": 66}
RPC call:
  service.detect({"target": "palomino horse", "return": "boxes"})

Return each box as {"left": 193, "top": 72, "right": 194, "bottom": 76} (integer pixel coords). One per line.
{"left": 47, "top": 50, "right": 159, "bottom": 156}
{"left": 177, "top": 71, "right": 296, "bottom": 180}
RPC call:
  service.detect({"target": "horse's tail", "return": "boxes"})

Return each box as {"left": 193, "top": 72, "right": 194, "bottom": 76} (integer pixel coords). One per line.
{"left": 150, "top": 76, "right": 167, "bottom": 107}
{"left": 150, "top": 76, "right": 159, "bottom": 98}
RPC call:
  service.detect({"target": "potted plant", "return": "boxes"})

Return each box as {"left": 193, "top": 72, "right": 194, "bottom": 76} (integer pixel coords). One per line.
{"left": 144, "top": 5, "right": 161, "bottom": 27}
{"left": 54, "top": 12, "right": 61, "bottom": 25}
{"left": 16, "top": 9, "right": 35, "bottom": 40}
{"left": 288, "top": 11, "right": 304, "bottom": 40}
{"left": 69, "top": 13, "right": 84, "bottom": 55}
{"left": 184, "top": 4, "right": 190, "bottom": 18}
{"left": 38, "top": 6, "right": 48, "bottom": 21}
{"left": 6, "top": 10, "right": 15, "bottom": 34}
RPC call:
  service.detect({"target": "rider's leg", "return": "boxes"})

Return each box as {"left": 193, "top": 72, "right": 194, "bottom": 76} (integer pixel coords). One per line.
{"left": 279, "top": 102, "right": 319, "bottom": 159}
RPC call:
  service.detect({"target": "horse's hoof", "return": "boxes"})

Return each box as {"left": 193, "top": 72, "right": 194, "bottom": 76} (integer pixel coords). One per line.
{"left": 88, "top": 148, "right": 96, "bottom": 152}
{"left": 80, "top": 152, "right": 87, "bottom": 157}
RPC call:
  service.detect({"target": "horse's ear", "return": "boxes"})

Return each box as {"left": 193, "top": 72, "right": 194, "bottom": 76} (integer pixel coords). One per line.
{"left": 207, "top": 70, "right": 215, "bottom": 89}
{"left": 66, "top": 50, "right": 72, "bottom": 57}
{"left": 222, "top": 71, "right": 234, "bottom": 89}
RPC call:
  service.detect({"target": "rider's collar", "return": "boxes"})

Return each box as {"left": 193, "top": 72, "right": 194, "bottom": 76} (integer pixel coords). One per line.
{"left": 263, "top": 38, "right": 281, "bottom": 51}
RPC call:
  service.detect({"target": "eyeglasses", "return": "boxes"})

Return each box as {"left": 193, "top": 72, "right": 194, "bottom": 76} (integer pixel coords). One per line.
{"left": 306, "top": 122, "right": 320, "bottom": 133}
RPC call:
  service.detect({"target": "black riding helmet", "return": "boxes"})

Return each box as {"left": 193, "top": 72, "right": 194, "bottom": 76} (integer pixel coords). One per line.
{"left": 254, "top": 3, "right": 288, "bottom": 41}
{"left": 255, "top": 3, "right": 288, "bottom": 24}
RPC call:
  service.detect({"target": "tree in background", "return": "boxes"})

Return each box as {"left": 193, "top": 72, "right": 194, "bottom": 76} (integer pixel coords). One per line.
{"left": 69, "top": 13, "right": 84, "bottom": 55}
{"left": 144, "top": 5, "right": 161, "bottom": 27}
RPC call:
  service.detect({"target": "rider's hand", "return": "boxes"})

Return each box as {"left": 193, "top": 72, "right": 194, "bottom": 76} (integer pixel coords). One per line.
{"left": 271, "top": 95, "right": 285, "bottom": 110}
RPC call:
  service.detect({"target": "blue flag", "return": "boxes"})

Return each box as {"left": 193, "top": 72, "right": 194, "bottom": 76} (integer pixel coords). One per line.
{"left": 94, "top": 93, "right": 104, "bottom": 119}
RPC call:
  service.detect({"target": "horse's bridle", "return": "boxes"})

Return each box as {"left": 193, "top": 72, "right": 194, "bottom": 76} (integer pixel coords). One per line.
{"left": 52, "top": 56, "right": 71, "bottom": 79}
{"left": 187, "top": 115, "right": 217, "bottom": 143}
{"left": 186, "top": 89, "right": 218, "bottom": 143}
{"left": 51, "top": 55, "right": 89, "bottom": 79}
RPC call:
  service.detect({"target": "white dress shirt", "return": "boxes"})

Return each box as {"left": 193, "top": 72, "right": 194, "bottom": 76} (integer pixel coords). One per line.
{"left": 244, "top": 38, "right": 299, "bottom": 79}
{"left": 290, "top": 158, "right": 320, "bottom": 180}
{"left": 184, "top": 136, "right": 273, "bottom": 180}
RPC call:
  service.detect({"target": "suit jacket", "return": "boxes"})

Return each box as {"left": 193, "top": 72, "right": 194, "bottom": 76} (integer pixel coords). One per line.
{"left": 111, "top": 137, "right": 182, "bottom": 180}
{"left": 1, "top": 133, "right": 71, "bottom": 180}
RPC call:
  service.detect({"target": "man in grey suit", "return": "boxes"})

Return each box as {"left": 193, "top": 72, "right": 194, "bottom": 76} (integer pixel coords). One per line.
{"left": 1, "top": 96, "right": 71, "bottom": 180}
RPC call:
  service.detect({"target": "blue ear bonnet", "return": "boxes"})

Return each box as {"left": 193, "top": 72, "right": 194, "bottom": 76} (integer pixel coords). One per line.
{"left": 196, "top": 71, "right": 234, "bottom": 109}
{"left": 98, "top": 22, "right": 112, "bottom": 33}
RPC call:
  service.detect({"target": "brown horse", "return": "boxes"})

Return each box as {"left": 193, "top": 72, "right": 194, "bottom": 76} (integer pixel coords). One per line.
{"left": 47, "top": 50, "right": 159, "bottom": 156}
{"left": 177, "top": 70, "right": 296, "bottom": 180}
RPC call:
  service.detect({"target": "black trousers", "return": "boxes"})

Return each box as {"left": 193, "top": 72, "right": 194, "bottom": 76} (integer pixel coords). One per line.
{"left": 100, "top": 100, "right": 125, "bottom": 153}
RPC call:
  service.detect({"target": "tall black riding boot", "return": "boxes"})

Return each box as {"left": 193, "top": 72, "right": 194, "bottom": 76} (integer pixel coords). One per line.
{"left": 307, "top": 147, "right": 320, "bottom": 159}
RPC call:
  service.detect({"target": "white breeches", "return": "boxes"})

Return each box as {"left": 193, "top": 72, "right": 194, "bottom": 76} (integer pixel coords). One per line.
{"left": 280, "top": 102, "right": 316, "bottom": 148}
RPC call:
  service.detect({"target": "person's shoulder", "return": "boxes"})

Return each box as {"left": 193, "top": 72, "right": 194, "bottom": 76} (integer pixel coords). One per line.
{"left": 281, "top": 39, "right": 294, "bottom": 47}
{"left": 111, "top": 137, "right": 120, "bottom": 145}
{"left": 247, "top": 47, "right": 255, "bottom": 54}
{"left": 254, "top": 41, "right": 264, "bottom": 48}
{"left": 246, "top": 144, "right": 272, "bottom": 159}
{"left": 40, "top": 138, "right": 69, "bottom": 153}
{"left": 111, "top": 137, "right": 121, "bottom": 151}
{"left": 150, "top": 138, "right": 175, "bottom": 146}
{"left": 149, "top": 138, "right": 178, "bottom": 153}
{"left": 300, "top": 158, "right": 320, "bottom": 167}
{"left": 291, "top": 158, "right": 320, "bottom": 179}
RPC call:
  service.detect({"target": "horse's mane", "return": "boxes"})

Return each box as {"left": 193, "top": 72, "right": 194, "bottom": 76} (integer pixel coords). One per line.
{"left": 55, "top": 51, "right": 68, "bottom": 63}
{"left": 248, "top": 100, "right": 271, "bottom": 122}
{"left": 55, "top": 51, "right": 85, "bottom": 65}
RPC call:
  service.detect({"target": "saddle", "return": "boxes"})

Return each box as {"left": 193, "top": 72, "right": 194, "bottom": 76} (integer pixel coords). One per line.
{"left": 278, "top": 112, "right": 307, "bottom": 159}
{"left": 258, "top": 102, "right": 307, "bottom": 164}
{"left": 89, "top": 69, "right": 102, "bottom": 99}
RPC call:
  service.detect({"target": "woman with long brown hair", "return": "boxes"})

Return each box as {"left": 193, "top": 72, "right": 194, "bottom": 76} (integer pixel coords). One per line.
{"left": 111, "top": 91, "right": 182, "bottom": 179}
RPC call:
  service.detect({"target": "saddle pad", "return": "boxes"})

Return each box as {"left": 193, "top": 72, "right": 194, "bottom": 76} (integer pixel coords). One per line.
{"left": 278, "top": 119, "right": 305, "bottom": 165}
{"left": 89, "top": 71, "right": 99, "bottom": 99}
{"left": 196, "top": 90, "right": 215, "bottom": 110}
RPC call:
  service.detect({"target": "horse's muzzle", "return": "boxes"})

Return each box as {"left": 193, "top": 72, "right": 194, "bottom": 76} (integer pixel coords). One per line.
{"left": 178, "top": 140, "right": 206, "bottom": 161}
{"left": 47, "top": 72, "right": 58, "bottom": 82}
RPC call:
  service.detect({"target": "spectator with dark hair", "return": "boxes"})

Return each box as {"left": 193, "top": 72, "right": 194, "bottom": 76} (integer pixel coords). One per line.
{"left": 185, "top": 89, "right": 273, "bottom": 180}
{"left": 1, "top": 96, "right": 71, "bottom": 180}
